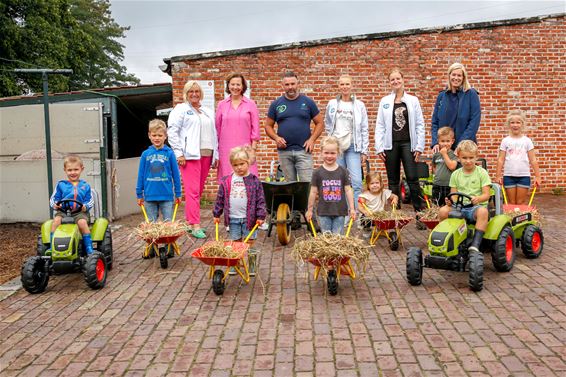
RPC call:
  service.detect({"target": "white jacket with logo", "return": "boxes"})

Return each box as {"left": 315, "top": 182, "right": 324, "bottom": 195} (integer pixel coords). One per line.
{"left": 324, "top": 95, "right": 369, "bottom": 154}
{"left": 167, "top": 102, "right": 218, "bottom": 161}
{"left": 374, "top": 91, "right": 425, "bottom": 154}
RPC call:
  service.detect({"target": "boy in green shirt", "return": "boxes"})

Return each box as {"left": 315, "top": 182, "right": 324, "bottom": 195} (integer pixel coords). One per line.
{"left": 438, "top": 140, "right": 491, "bottom": 253}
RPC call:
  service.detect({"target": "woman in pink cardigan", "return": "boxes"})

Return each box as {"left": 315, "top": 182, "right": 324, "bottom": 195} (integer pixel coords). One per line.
{"left": 215, "top": 73, "right": 261, "bottom": 181}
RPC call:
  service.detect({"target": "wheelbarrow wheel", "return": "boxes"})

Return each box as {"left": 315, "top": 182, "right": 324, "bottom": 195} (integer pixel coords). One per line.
{"left": 389, "top": 232, "right": 399, "bottom": 251}
{"left": 327, "top": 270, "right": 338, "bottom": 295}
{"left": 159, "top": 247, "right": 168, "bottom": 269}
{"left": 276, "top": 203, "right": 292, "bottom": 245}
{"left": 521, "top": 225, "right": 543, "bottom": 259}
{"left": 212, "top": 269, "right": 225, "bottom": 295}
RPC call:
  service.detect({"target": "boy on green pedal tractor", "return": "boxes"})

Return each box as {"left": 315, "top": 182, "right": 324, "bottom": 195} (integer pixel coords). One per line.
{"left": 438, "top": 140, "right": 491, "bottom": 254}
{"left": 49, "top": 155, "right": 95, "bottom": 254}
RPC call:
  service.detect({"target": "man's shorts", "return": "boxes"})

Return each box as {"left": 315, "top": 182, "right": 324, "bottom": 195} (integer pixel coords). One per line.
{"left": 503, "top": 176, "right": 531, "bottom": 189}
{"left": 55, "top": 210, "right": 89, "bottom": 223}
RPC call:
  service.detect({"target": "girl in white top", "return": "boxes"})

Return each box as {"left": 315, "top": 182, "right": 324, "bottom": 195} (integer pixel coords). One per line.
{"left": 167, "top": 80, "right": 218, "bottom": 239}
{"left": 496, "top": 110, "right": 541, "bottom": 205}
{"left": 358, "top": 172, "right": 399, "bottom": 230}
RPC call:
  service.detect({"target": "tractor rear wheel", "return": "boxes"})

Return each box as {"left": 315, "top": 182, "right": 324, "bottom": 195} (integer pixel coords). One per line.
{"left": 36, "top": 235, "right": 49, "bottom": 256}
{"left": 492, "top": 226, "right": 515, "bottom": 272}
{"left": 84, "top": 252, "right": 107, "bottom": 290}
{"left": 21, "top": 256, "right": 49, "bottom": 294}
{"left": 401, "top": 180, "right": 411, "bottom": 204}
{"left": 406, "top": 247, "right": 423, "bottom": 286}
{"left": 521, "top": 225, "right": 544, "bottom": 259}
{"left": 327, "top": 270, "right": 338, "bottom": 295}
{"left": 468, "top": 251, "right": 484, "bottom": 292}
{"left": 99, "top": 228, "right": 113, "bottom": 270}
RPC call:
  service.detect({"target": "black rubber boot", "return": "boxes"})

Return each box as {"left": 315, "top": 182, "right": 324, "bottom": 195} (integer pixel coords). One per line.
{"left": 468, "top": 230, "right": 485, "bottom": 253}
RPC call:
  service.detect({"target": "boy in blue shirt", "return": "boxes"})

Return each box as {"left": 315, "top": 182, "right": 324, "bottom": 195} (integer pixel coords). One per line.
{"left": 50, "top": 155, "right": 95, "bottom": 254}
{"left": 136, "top": 119, "right": 182, "bottom": 222}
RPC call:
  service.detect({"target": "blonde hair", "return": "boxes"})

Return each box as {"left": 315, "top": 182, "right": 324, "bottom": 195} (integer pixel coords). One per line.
{"left": 339, "top": 74, "right": 352, "bottom": 83}
{"left": 365, "top": 172, "right": 384, "bottom": 194}
{"left": 229, "top": 146, "right": 251, "bottom": 165}
{"left": 505, "top": 109, "right": 527, "bottom": 132}
{"left": 447, "top": 63, "right": 471, "bottom": 91}
{"left": 320, "top": 136, "right": 340, "bottom": 152}
{"left": 456, "top": 140, "right": 478, "bottom": 155}
{"left": 182, "top": 80, "right": 204, "bottom": 103}
{"left": 148, "top": 119, "right": 166, "bottom": 133}
{"left": 63, "top": 154, "right": 83, "bottom": 168}
{"left": 388, "top": 68, "right": 404, "bottom": 79}
{"left": 437, "top": 126, "right": 455, "bottom": 139}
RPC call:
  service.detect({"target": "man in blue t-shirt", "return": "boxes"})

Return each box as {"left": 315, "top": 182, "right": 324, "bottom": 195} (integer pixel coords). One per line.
{"left": 265, "top": 71, "right": 324, "bottom": 182}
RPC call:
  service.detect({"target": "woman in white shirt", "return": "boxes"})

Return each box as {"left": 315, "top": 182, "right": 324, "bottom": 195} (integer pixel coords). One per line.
{"left": 167, "top": 80, "right": 218, "bottom": 239}
{"left": 375, "top": 69, "right": 425, "bottom": 212}
{"left": 324, "top": 75, "right": 369, "bottom": 207}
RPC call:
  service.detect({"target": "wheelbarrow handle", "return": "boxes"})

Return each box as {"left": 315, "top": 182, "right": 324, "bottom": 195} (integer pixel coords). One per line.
{"left": 345, "top": 217, "right": 354, "bottom": 237}
{"left": 528, "top": 186, "right": 537, "bottom": 207}
{"left": 309, "top": 220, "right": 317, "bottom": 238}
{"left": 243, "top": 223, "right": 260, "bottom": 243}
{"left": 501, "top": 184, "right": 508, "bottom": 204}
{"left": 172, "top": 202, "right": 179, "bottom": 222}
{"left": 140, "top": 204, "right": 150, "bottom": 223}
{"left": 215, "top": 221, "right": 219, "bottom": 241}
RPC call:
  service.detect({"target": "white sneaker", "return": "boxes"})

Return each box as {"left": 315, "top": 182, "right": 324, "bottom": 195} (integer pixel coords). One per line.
{"left": 259, "top": 223, "right": 268, "bottom": 231}
{"left": 226, "top": 226, "right": 230, "bottom": 232}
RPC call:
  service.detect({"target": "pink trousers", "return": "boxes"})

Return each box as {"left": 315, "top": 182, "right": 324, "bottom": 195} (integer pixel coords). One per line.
{"left": 180, "top": 157, "right": 212, "bottom": 225}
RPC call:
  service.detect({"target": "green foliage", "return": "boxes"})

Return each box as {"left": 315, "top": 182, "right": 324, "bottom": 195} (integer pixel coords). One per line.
{"left": 551, "top": 187, "right": 564, "bottom": 196}
{"left": 0, "top": 0, "right": 139, "bottom": 97}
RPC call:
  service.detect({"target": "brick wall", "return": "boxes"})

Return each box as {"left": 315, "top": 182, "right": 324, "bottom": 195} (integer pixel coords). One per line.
{"left": 170, "top": 15, "right": 566, "bottom": 199}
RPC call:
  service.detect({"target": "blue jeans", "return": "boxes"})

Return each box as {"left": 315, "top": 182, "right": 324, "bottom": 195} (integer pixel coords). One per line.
{"left": 337, "top": 144, "right": 362, "bottom": 209}
{"left": 144, "top": 201, "right": 174, "bottom": 222}
{"left": 229, "top": 218, "right": 257, "bottom": 240}
{"left": 278, "top": 149, "right": 313, "bottom": 182}
{"left": 318, "top": 216, "right": 345, "bottom": 234}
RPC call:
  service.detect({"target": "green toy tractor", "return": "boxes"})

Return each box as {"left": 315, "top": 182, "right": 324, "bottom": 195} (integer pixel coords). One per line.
{"left": 406, "top": 184, "right": 523, "bottom": 292}
{"left": 21, "top": 198, "right": 113, "bottom": 293}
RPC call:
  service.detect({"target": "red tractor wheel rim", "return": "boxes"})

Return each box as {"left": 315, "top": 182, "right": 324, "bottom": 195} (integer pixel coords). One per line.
{"left": 531, "top": 232, "right": 541, "bottom": 253}
{"left": 96, "top": 259, "right": 105, "bottom": 281}
{"left": 401, "top": 185, "right": 406, "bottom": 200}
{"left": 505, "top": 235, "right": 513, "bottom": 261}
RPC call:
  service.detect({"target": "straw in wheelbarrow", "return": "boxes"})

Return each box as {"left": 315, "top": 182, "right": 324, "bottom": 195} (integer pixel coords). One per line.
{"left": 291, "top": 233, "right": 371, "bottom": 273}
{"left": 200, "top": 241, "right": 242, "bottom": 259}
{"left": 134, "top": 221, "right": 188, "bottom": 242}
{"left": 366, "top": 209, "right": 413, "bottom": 222}
{"left": 416, "top": 206, "right": 440, "bottom": 221}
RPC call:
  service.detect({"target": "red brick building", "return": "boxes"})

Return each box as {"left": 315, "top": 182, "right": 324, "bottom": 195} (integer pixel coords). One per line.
{"left": 163, "top": 14, "right": 565, "bottom": 199}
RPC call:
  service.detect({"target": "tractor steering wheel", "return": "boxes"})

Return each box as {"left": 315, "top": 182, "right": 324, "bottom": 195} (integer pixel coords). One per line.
{"left": 57, "top": 199, "right": 84, "bottom": 215}
{"left": 447, "top": 192, "right": 474, "bottom": 211}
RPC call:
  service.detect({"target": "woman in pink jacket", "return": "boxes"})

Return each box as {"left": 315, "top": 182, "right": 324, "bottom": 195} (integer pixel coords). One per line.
{"left": 215, "top": 73, "right": 261, "bottom": 181}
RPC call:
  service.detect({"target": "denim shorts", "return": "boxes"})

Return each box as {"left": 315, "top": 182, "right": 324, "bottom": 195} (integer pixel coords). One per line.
{"left": 460, "top": 205, "right": 482, "bottom": 223}
{"left": 318, "top": 216, "right": 345, "bottom": 235}
{"left": 503, "top": 176, "right": 531, "bottom": 189}
{"left": 229, "top": 218, "right": 257, "bottom": 240}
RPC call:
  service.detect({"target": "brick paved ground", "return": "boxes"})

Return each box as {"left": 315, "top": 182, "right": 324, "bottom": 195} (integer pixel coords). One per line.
{"left": 0, "top": 195, "right": 564, "bottom": 376}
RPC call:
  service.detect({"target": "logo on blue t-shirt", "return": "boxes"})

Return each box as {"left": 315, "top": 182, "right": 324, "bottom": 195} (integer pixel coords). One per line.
{"left": 276, "top": 105, "right": 287, "bottom": 114}
{"left": 300, "top": 103, "right": 308, "bottom": 110}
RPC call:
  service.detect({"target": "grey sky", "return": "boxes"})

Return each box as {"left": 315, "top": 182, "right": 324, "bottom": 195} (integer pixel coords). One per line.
{"left": 110, "top": 1, "right": 565, "bottom": 84}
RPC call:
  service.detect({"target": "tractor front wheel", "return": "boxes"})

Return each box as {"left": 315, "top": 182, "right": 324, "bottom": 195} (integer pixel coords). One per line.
{"left": 492, "top": 226, "right": 515, "bottom": 272}
{"left": 468, "top": 251, "right": 484, "bottom": 292}
{"left": 21, "top": 256, "right": 49, "bottom": 294}
{"left": 406, "top": 247, "right": 423, "bottom": 286}
{"left": 212, "top": 270, "right": 225, "bottom": 295}
{"left": 327, "top": 270, "right": 338, "bottom": 295}
{"left": 521, "top": 225, "right": 544, "bottom": 259}
{"left": 84, "top": 252, "right": 107, "bottom": 290}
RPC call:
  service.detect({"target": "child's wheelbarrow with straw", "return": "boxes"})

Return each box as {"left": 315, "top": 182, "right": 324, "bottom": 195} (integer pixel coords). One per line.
{"left": 501, "top": 185, "right": 544, "bottom": 259}
{"left": 191, "top": 221, "right": 259, "bottom": 295}
{"left": 416, "top": 194, "right": 440, "bottom": 231}
{"left": 361, "top": 203, "right": 412, "bottom": 251}
{"left": 305, "top": 219, "right": 357, "bottom": 296}
{"left": 140, "top": 203, "right": 182, "bottom": 269}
